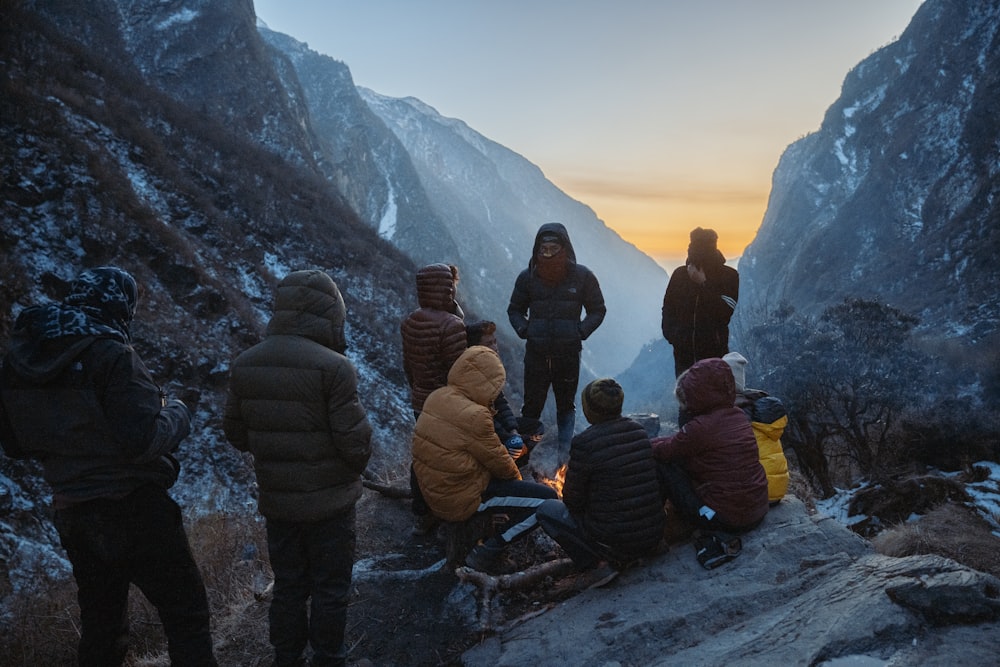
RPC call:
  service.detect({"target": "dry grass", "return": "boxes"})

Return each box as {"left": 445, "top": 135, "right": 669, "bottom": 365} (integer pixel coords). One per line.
{"left": 0, "top": 512, "right": 274, "bottom": 667}
{"left": 872, "top": 502, "right": 1000, "bottom": 578}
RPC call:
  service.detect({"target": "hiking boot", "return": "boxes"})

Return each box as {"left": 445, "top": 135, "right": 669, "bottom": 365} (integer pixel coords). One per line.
{"left": 695, "top": 533, "right": 742, "bottom": 570}
{"left": 411, "top": 513, "right": 440, "bottom": 536}
{"left": 464, "top": 541, "right": 504, "bottom": 572}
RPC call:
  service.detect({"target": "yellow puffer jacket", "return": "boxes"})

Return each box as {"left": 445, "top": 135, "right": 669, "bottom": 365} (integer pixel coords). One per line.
{"left": 412, "top": 346, "right": 520, "bottom": 522}
{"left": 747, "top": 395, "right": 789, "bottom": 503}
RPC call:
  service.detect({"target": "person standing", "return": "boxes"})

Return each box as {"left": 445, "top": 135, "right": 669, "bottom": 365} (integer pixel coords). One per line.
{"left": 507, "top": 222, "right": 606, "bottom": 463}
{"left": 224, "top": 270, "right": 372, "bottom": 667}
{"left": 536, "top": 378, "right": 664, "bottom": 570}
{"left": 0, "top": 266, "right": 216, "bottom": 666}
{"left": 400, "top": 263, "right": 468, "bottom": 533}
{"left": 400, "top": 263, "right": 467, "bottom": 416}
{"left": 661, "top": 227, "right": 739, "bottom": 379}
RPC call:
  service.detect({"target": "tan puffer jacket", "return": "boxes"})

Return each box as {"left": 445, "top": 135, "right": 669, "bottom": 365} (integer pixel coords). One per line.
{"left": 400, "top": 263, "right": 467, "bottom": 413}
{"left": 412, "top": 346, "right": 520, "bottom": 522}
{"left": 224, "top": 270, "right": 373, "bottom": 522}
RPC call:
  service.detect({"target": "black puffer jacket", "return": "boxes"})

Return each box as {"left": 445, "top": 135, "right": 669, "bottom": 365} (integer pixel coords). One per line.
{"left": 661, "top": 261, "right": 739, "bottom": 361}
{"left": 562, "top": 417, "right": 664, "bottom": 561}
{"left": 507, "top": 223, "right": 606, "bottom": 355}
{"left": 0, "top": 267, "right": 188, "bottom": 507}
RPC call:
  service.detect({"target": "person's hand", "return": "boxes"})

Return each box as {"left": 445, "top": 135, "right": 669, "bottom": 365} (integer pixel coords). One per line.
{"left": 687, "top": 264, "right": 707, "bottom": 285}
{"left": 504, "top": 435, "right": 524, "bottom": 458}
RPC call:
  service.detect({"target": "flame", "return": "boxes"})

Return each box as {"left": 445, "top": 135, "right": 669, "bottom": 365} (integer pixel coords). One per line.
{"left": 540, "top": 463, "right": 568, "bottom": 497}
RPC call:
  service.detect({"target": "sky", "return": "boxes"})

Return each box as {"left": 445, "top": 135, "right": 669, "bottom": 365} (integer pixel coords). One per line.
{"left": 253, "top": 1, "right": 924, "bottom": 271}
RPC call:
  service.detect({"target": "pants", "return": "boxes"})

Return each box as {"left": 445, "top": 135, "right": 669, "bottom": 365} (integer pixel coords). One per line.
{"left": 409, "top": 464, "right": 430, "bottom": 516}
{"left": 265, "top": 508, "right": 356, "bottom": 667}
{"left": 656, "top": 462, "right": 754, "bottom": 534}
{"left": 535, "top": 499, "right": 608, "bottom": 569}
{"left": 53, "top": 485, "right": 216, "bottom": 667}
{"left": 522, "top": 350, "right": 580, "bottom": 452}
{"left": 478, "top": 478, "right": 558, "bottom": 545}
{"left": 521, "top": 349, "right": 580, "bottom": 421}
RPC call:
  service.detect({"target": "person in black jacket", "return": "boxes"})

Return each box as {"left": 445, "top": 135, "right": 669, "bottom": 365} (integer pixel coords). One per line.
{"left": 0, "top": 267, "right": 216, "bottom": 667}
{"left": 661, "top": 227, "right": 739, "bottom": 379}
{"left": 507, "top": 223, "right": 606, "bottom": 465}
{"left": 537, "top": 378, "right": 664, "bottom": 569}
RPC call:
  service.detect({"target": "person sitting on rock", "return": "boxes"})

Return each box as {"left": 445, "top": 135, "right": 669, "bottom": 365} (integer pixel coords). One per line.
{"left": 537, "top": 378, "right": 665, "bottom": 570}
{"left": 723, "top": 352, "right": 790, "bottom": 505}
{"left": 411, "top": 345, "right": 557, "bottom": 573}
{"left": 652, "top": 358, "right": 769, "bottom": 567}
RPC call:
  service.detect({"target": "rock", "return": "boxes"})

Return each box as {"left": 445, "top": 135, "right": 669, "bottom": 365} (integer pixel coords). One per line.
{"left": 462, "top": 496, "right": 1000, "bottom": 666}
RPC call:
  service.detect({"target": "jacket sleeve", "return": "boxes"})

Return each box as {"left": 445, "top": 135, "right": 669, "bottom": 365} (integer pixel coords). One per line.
{"left": 326, "top": 361, "right": 373, "bottom": 474}
{"left": 440, "top": 318, "right": 468, "bottom": 372}
{"left": 491, "top": 390, "right": 519, "bottom": 441}
{"left": 661, "top": 269, "right": 685, "bottom": 343}
{"left": 578, "top": 269, "right": 607, "bottom": 340}
{"left": 561, "top": 438, "right": 591, "bottom": 514}
{"left": 468, "top": 408, "right": 520, "bottom": 481}
{"left": 100, "top": 342, "right": 190, "bottom": 463}
{"left": 506, "top": 271, "right": 530, "bottom": 339}
{"left": 701, "top": 265, "right": 739, "bottom": 326}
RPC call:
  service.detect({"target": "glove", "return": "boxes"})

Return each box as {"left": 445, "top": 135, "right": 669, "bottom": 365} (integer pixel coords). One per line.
{"left": 504, "top": 435, "right": 524, "bottom": 458}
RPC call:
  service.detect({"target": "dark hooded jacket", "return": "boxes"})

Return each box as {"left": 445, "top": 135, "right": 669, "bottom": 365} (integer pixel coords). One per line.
{"left": 661, "top": 246, "right": 739, "bottom": 364}
{"left": 563, "top": 416, "right": 665, "bottom": 561}
{"left": 224, "top": 270, "right": 373, "bottom": 522}
{"left": 507, "top": 223, "right": 606, "bottom": 355}
{"left": 0, "top": 267, "right": 189, "bottom": 507}
{"left": 400, "top": 263, "right": 468, "bottom": 413}
{"left": 651, "top": 358, "right": 768, "bottom": 529}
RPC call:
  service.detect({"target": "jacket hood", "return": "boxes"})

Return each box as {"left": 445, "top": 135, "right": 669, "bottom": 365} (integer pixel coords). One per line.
{"left": 415, "top": 263, "right": 458, "bottom": 311}
{"left": 447, "top": 345, "right": 506, "bottom": 406}
{"left": 266, "top": 270, "right": 347, "bottom": 353}
{"left": 676, "top": 358, "right": 735, "bottom": 416}
{"left": 528, "top": 222, "right": 577, "bottom": 270}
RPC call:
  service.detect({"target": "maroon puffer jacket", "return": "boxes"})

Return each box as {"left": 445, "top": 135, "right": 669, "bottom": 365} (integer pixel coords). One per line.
{"left": 400, "top": 264, "right": 467, "bottom": 413}
{"left": 651, "top": 358, "right": 768, "bottom": 529}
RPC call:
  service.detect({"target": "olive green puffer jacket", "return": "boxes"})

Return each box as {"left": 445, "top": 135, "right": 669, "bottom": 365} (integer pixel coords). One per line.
{"left": 224, "top": 270, "right": 372, "bottom": 522}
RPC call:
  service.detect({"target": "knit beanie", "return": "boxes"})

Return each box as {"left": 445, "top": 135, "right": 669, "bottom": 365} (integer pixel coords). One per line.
{"left": 687, "top": 227, "right": 720, "bottom": 268}
{"left": 582, "top": 378, "right": 624, "bottom": 424}
{"left": 722, "top": 352, "right": 748, "bottom": 393}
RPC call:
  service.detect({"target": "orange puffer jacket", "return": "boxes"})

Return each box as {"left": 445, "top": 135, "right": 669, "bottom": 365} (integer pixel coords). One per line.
{"left": 412, "top": 346, "right": 520, "bottom": 522}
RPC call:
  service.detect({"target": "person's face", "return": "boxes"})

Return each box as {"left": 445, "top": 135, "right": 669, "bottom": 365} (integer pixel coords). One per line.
{"left": 480, "top": 332, "right": 498, "bottom": 352}
{"left": 539, "top": 241, "right": 563, "bottom": 259}
{"left": 687, "top": 263, "right": 707, "bottom": 285}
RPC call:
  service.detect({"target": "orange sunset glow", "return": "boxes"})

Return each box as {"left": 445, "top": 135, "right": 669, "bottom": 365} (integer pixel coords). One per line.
{"left": 254, "top": 1, "right": 924, "bottom": 273}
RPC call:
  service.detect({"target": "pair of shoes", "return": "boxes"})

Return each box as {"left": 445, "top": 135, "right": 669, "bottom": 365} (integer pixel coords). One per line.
{"left": 464, "top": 541, "right": 504, "bottom": 572}
{"left": 695, "top": 533, "right": 742, "bottom": 570}
{"left": 412, "top": 513, "right": 440, "bottom": 536}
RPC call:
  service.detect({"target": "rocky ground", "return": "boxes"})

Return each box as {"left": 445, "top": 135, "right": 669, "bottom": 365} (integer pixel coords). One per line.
{"left": 344, "top": 459, "right": 1000, "bottom": 667}
{"left": 347, "top": 482, "right": 614, "bottom": 667}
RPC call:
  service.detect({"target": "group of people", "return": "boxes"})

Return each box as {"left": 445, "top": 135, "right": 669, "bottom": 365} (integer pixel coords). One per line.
{"left": 0, "top": 223, "right": 787, "bottom": 666}
{"left": 400, "top": 223, "right": 785, "bottom": 577}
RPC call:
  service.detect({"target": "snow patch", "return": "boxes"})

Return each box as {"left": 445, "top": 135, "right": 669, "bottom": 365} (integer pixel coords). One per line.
{"left": 157, "top": 9, "right": 199, "bottom": 31}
